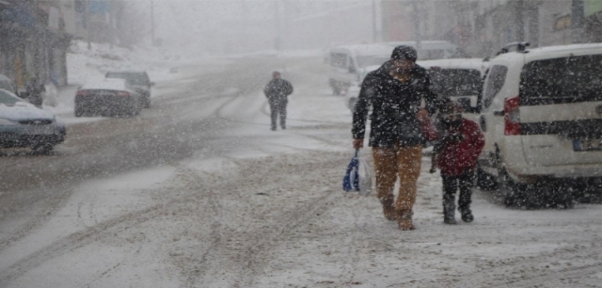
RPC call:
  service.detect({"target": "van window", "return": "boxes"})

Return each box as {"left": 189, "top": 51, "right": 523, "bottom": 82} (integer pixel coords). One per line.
{"left": 482, "top": 65, "right": 508, "bottom": 108}
{"left": 356, "top": 56, "right": 389, "bottom": 68}
{"left": 419, "top": 50, "right": 444, "bottom": 60}
{"left": 429, "top": 69, "right": 482, "bottom": 96}
{"left": 520, "top": 54, "right": 602, "bottom": 105}
{"left": 330, "top": 53, "right": 347, "bottom": 69}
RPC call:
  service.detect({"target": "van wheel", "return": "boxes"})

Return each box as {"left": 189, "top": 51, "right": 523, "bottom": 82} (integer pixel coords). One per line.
{"left": 496, "top": 156, "right": 526, "bottom": 207}
{"left": 75, "top": 108, "right": 84, "bottom": 117}
{"left": 498, "top": 167, "right": 521, "bottom": 207}
{"left": 476, "top": 166, "right": 497, "bottom": 190}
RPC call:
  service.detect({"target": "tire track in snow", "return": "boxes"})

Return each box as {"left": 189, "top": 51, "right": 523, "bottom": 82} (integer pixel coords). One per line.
{"left": 166, "top": 152, "right": 345, "bottom": 287}
{"left": 0, "top": 187, "right": 75, "bottom": 253}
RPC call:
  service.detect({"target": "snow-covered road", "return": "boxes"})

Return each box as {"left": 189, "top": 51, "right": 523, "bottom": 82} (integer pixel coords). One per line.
{"left": 0, "top": 56, "right": 601, "bottom": 288}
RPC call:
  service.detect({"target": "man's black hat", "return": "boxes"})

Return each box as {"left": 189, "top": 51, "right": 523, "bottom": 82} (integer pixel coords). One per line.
{"left": 391, "top": 45, "right": 418, "bottom": 61}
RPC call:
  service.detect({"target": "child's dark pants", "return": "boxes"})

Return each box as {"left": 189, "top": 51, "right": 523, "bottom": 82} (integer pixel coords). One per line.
{"left": 441, "top": 171, "right": 474, "bottom": 211}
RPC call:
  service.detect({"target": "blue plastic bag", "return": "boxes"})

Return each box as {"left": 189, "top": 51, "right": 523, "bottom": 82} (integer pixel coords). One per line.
{"left": 343, "top": 150, "right": 372, "bottom": 195}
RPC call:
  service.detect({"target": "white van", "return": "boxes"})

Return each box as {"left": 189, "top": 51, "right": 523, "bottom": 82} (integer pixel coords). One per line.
{"left": 328, "top": 44, "right": 392, "bottom": 95}
{"left": 385, "top": 40, "right": 462, "bottom": 61}
{"left": 476, "top": 43, "right": 602, "bottom": 207}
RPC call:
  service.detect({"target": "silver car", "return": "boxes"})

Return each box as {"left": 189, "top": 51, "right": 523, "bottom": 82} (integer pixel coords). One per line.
{"left": 0, "top": 89, "right": 66, "bottom": 153}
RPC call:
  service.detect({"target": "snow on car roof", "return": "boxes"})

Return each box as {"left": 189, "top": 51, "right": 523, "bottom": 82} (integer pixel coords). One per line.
{"left": 385, "top": 40, "right": 458, "bottom": 49}
{"left": 493, "top": 43, "right": 602, "bottom": 63}
{"left": 417, "top": 58, "right": 488, "bottom": 72}
{"left": 106, "top": 70, "right": 147, "bottom": 74}
{"left": 81, "top": 78, "right": 130, "bottom": 91}
{"left": 526, "top": 42, "right": 602, "bottom": 54}
{"left": 330, "top": 44, "right": 393, "bottom": 57}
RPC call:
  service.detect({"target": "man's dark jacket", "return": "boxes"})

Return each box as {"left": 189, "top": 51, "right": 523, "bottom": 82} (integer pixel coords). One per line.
{"left": 264, "top": 78, "right": 293, "bottom": 101}
{"left": 352, "top": 61, "right": 438, "bottom": 148}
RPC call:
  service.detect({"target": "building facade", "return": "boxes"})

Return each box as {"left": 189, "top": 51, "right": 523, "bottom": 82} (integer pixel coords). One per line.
{"left": 382, "top": 0, "right": 602, "bottom": 58}
{"left": 0, "top": 0, "right": 124, "bottom": 88}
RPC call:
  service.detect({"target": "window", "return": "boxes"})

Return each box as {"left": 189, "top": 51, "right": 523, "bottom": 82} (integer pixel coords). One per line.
{"left": 0, "top": 89, "right": 22, "bottom": 105}
{"left": 520, "top": 54, "right": 602, "bottom": 105}
{"left": 429, "top": 69, "right": 482, "bottom": 96}
{"left": 482, "top": 65, "right": 508, "bottom": 108}
{"left": 329, "top": 53, "right": 347, "bottom": 69}
{"left": 356, "top": 56, "right": 389, "bottom": 68}
{"left": 0, "top": 81, "right": 15, "bottom": 93}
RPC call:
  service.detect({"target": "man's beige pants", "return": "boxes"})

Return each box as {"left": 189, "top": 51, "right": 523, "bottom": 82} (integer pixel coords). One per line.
{"left": 372, "top": 145, "right": 422, "bottom": 211}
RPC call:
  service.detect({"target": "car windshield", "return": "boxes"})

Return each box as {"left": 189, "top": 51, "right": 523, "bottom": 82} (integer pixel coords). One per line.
{"left": 520, "top": 54, "right": 602, "bottom": 105}
{"left": 106, "top": 72, "right": 148, "bottom": 85}
{"left": 0, "top": 89, "right": 22, "bottom": 105}
{"left": 429, "top": 68, "right": 482, "bottom": 96}
{"left": 356, "top": 56, "right": 389, "bottom": 68}
{"left": 0, "top": 81, "right": 14, "bottom": 92}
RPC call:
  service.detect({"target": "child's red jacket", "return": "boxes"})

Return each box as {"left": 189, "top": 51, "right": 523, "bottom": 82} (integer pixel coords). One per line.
{"left": 437, "top": 118, "right": 485, "bottom": 176}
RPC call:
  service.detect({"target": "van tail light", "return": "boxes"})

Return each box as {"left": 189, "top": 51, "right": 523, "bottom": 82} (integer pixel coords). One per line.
{"left": 504, "top": 96, "right": 521, "bottom": 135}
{"left": 116, "top": 91, "right": 130, "bottom": 97}
{"left": 76, "top": 90, "right": 89, "bottom": 97}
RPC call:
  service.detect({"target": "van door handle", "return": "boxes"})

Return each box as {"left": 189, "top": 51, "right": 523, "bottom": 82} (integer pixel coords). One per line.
{"left": 493, "top": 110, "right": 505, "bottom": 116}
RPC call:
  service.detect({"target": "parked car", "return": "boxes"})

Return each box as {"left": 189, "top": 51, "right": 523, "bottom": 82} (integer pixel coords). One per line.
{"left": 0, "top": 89, "right": 66, "bottom": 153}
{"left": 475, "top": 42, "right": 602, "bottom": 207}
{"left": 75, "top": 79, "right": 143, "bottom": 117}
{"left": 105, "top": 71, "right": 153, "bottom": 108}
{"left": 328, "top": 44, "right": 392, "bottom": 95}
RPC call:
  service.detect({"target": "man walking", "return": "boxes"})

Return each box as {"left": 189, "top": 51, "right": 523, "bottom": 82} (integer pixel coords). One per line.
{"left": 264, "top": 71, "right": 293, "bottom": 130}
{"left": 352, "top": 46, "right": 438, "bottom": 230}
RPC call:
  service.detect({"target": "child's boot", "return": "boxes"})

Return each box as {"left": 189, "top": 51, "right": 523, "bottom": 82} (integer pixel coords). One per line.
{"left": 443, "top": 197, "right": 457, "bottom": 225}
{"left": 460, "top": 206, "right": 474, "bottom": 223}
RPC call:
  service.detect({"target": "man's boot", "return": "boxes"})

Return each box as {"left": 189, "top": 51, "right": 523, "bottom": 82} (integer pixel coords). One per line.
{"left": 380, "top": 196, "right": 396, "bottom": 221}
{"left": 460, "top": 206, "right": 474, "bottom": 223}
{"left": 397, "top": 209, "right": 415, "bottom": 230}
{"left": 443, "top": 197, "right": 457, "bottom": 225}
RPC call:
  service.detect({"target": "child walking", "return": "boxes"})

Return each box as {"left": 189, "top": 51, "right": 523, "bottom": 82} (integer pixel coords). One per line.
{"left": 430, "top": 102, "right": 484, "bottom": 224}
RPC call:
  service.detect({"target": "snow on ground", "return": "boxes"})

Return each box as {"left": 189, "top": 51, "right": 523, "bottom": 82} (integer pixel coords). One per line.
{"left": 3, "top": 54, "right": 601, "bottom": 287}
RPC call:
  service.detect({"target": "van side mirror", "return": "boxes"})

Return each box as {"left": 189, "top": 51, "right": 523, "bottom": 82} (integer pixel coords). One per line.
{"left": 457, "top": 97, "right": 474, "bottom": 113}
{"left": 348, "top": 66, "right": 357, "bottom": 74}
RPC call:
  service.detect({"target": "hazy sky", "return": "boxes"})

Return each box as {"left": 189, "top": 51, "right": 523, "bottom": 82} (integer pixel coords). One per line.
{"left": 137, "top": 0, "right": 375, "bottom": 55}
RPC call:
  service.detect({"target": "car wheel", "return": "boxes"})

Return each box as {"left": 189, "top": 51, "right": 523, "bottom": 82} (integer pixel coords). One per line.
{"left": 496, "top": 151, "right": 527, "bottom": 208}
{"left": 144, "top": 96, "right": 151, "bottom": 108}
{"left": 31, "top": 142, "right": 53, "bottom": 155}
{"left": 476, "top": 166, "right": 497, "bottom": 190}
{"left": 75, "top": 108, "right": 84, "bottom": 117}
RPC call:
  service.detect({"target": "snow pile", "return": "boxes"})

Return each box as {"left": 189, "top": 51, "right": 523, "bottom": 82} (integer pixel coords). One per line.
{"left": 66, "top": 40, "right": 199, "bottom": 86}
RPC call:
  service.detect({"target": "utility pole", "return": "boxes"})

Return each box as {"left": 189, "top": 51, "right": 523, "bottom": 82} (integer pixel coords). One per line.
{"left": 150, "top": 0, "right": 156, "bottom": 46}
{"left": 372, "top": 0, "right": 378, "bottom": 43}
{"left": 412, "top": 0, "right": 421, "bottom": 50}
{"left": 86, "top": 0, "right": 91, "bottom": 49}
{"left": 274, "top": 0, "right": 281, "bottom": 51}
